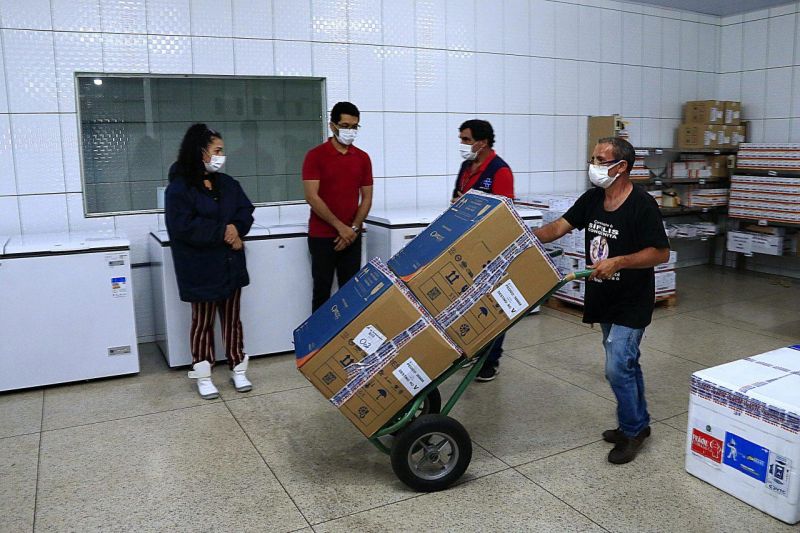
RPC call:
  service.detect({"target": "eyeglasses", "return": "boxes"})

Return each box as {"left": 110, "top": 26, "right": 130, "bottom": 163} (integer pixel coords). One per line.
{"left": 336, "top": 123, "right": 361, "bottom": 130}
{"left": 587, "top": 158, "right": 620, "bottom": 166}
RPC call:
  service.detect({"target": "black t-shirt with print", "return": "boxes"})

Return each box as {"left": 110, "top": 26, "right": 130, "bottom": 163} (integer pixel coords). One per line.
{"left": 563, "top": 184, "right": 670, "bottom": 329}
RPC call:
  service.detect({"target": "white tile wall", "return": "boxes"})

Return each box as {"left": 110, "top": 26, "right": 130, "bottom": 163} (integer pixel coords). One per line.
{"left": 0, "top": 115, "right": 16, "bottom": 196}
{"left": 3, "top": 29, "right": 58, "bottom": 113}
{"left": 0, "top": 196, "right": 21, "bottom": 235}
{"left": 6, "top": 0, "right": 799, "bottom": 332}
{"left": 100, "top": 0, "right": 147, "bottom": 34}
{"left": 149, "top": 35, "right": 193, "bottom": 74}
{"left": 147, "top": 0, "right": 190, "bottom": 35}
{"left": 11, "top": 114, "right": 64, "bottom": 195}
{"left": 0, "top": 0, "right": 52, "bottom": 30}
{"left": 52, "top": 0, "right": 101, "bottom": 32}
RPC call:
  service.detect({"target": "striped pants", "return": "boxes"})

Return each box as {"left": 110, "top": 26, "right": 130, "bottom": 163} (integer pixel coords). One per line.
{"left": 190, "top": 288, "right": 245, "bottom": 369}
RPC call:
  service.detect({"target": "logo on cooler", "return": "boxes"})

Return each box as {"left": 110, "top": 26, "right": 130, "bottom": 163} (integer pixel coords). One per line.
{"left": 691, "top": 428, "right": 723, "bottom": 463}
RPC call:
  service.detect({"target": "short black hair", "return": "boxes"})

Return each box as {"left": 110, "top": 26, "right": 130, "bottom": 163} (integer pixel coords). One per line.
{"left": 331, "top": 102, "right": 360, "bottom": 124}
{"left": 459, "top": 119, "right": 495, "bottom": 148}
{"left": 176, "top": 123, "right": 222, "bottom": 185}
{"left": 597, "top": 136, "right": 635, "bottom": 174}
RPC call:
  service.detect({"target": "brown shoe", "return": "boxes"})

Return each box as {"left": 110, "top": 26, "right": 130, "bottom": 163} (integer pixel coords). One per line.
{"left": 607, "top": 427, "right": 651, "bottom": 464}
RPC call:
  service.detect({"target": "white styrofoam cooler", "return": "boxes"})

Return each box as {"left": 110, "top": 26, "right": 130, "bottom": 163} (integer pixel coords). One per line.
{"left": 686, "top": 346, "right": 800, "bottom": 524}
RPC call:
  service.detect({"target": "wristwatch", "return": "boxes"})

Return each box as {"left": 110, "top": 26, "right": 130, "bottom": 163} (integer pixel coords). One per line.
{"left": 351, "top": 225, "right": 360, "bottom": 233}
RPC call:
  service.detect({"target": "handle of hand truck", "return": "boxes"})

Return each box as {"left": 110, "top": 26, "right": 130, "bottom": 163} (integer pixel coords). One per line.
{"left": 563, "top": 269, "right": 593, "bottom": 281}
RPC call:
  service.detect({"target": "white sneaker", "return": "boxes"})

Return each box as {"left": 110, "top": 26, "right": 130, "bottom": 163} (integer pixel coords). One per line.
{"left": 230, "top": 355, "right": 252, "bottom": 393}
{"left": 187, "top": 361, "right": 219, "bottom": 400}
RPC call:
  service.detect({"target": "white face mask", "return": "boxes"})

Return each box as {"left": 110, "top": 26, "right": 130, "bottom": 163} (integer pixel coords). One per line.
{"left": 459, "top": 143, "right": 477, "bottom": 161}
{"left": 336, "top": 128, "right": 358, "bottom": 145}
{"left": 588, "top": 161, "right": 621, "bottom": 189}
{"left": 204, "top": 155, "right": 226, "bottom": 173}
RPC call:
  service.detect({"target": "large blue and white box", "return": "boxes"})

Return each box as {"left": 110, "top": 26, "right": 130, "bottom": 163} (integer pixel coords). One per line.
{"left": 686, "top": 346, "right": 800, "bottom": 524}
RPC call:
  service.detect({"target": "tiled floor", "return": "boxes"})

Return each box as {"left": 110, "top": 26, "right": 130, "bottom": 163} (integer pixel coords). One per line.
{"left": 2, "top": 266, "right": 799, "bottom": 532}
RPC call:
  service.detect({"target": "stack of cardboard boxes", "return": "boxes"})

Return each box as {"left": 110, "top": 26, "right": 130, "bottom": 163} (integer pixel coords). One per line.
{"left": 727, "top": 227, "right": 797, "bottom": 256}
{"left": 729, "top": 172, "right": 800, "bottom": 225}
{"left": 737, "top": 143, "right": 800, "bottom": 171}
{"left": 294, "top": 192, "right": 561, "bottom": 436}
{"left": 551, "top": 250, "right": 678, "bottom": 306}
{"left": 677, "top": 100, "right": 745, "bottom": 151}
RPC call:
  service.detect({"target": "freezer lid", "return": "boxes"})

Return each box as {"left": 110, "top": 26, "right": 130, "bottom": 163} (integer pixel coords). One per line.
{"left": 151, "top": 224, "right": 271, "bottom": 245}
{"left": 514, "top": 206, "right": 543, "bottom": 220}
{"left": 262, "top": 223, "right": 308, "bottom": 237}
{"left": 4, "top": 232, "right": 130, "bottom": 255}
{"left": 366, "top": 207, "right": 446, "bottom": 226}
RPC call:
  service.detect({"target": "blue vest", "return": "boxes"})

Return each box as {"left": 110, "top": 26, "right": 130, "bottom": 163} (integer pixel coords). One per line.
{"left": 453, "top": 155, "right": 511, "bottom": 197}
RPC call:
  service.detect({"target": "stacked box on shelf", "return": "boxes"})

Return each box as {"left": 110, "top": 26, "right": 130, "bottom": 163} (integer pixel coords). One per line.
{"left": 689, "top": 188, "right": 729, "bottom": 207}
{"left": 648, "top": 190, "right": 663, "bottom": 206}
{"left": 678, "top": 101, "right": 744, "bottom": 151}
{"left": 729, "top": 172, "right": 800, "bottom": 224}
{"left": 631, "top": 150, "right": 651, "bottom": 181}
{"left": 666, "top": 223, "right": 720, "bottom": 239}
{"left": 726, "top": 230, "right": 797, "bottom": 256}
{"left": 516, "top": 193, "right": 584, "bottom": 255}
{"left": 737, "top": 143, "right": 800, "bottom": 171}
{"left": 552, "top": 251, "right": 677, "bottom": 306}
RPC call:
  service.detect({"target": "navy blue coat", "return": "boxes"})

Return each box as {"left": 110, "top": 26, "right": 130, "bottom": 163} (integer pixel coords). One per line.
{"left": 165, "top": 164, "right": 255, "bottom": 302}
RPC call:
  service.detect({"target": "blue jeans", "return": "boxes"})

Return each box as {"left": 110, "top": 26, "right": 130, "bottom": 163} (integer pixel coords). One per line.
{"left": 487, "top": 332, "right": 505, "bottom": 365}
{"left": 600, "top": 323, "right": 650, "bottom": 437}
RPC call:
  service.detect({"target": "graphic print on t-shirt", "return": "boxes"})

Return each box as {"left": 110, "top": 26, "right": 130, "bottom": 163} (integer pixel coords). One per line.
{"left": 590, "top": 235, "right": 609, "bottom": 263}
{"left": 587, "top": 220, "right": 620, "bottom": 282}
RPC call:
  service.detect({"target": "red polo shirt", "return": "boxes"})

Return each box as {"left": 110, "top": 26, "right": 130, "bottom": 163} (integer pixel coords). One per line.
{"left": 456, "top": 150, "right": 514, "bottom": 199}
{"left": 302, "top": 139, "right": 373, "bottom": 238}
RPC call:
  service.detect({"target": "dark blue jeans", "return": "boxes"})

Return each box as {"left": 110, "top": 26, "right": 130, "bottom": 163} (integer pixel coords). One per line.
{"left": 600, "top": 323, "right": 650, "bottom": 437}
{"left": 487, "top": 332, "right": 505, "bottom": 365}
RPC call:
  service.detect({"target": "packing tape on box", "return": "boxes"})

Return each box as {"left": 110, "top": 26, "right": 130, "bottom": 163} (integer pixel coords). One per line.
{"left": 737, "top": 356, "right": 799, "bottom": 394}
{"left": 435, "top": 232, "right": 534, "bottom": 329}
{"left": 330, "top": 318, "right": 427, "bottom": 408}
{"left": 690, "top": 368, "right": 800, "bottom": 435}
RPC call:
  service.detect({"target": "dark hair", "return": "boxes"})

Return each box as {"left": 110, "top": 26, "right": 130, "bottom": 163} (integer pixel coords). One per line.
{"left": 176, "top": 123, "right": 222, "bottom": 185}
{"left": 597, "top": 136, "right": 635, "bottom": 174}
{"left": 459, "top": 119, "right": 495, "bottom": 148}
{"left": 331, "top": 102, "right": 360, "bottom": 124}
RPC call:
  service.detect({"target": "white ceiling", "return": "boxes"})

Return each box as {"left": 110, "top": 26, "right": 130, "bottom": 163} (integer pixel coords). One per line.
{"left": 627, "top": 0, "right": 795, "bottom": 16}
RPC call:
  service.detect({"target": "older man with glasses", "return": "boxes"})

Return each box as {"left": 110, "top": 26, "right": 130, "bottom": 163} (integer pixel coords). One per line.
{"left": 302, "top": 101, "right": 374, "bottom": 311}
{"left": 534, "top": 137, "right": 670, "bottom": 465}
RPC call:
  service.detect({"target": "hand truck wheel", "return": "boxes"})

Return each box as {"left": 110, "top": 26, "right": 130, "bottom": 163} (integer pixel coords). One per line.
{"left": 390, "top": 387, "right": 442, "bottom": 436}
{"left": 390, "top": 414, "right": 472, "bottom": 492}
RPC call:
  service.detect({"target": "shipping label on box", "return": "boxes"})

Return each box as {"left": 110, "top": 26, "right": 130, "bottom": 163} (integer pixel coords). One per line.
{"left": 724, "top": 101, "right": 741, "bottom": 125}
{"left": 294, "top": 259, "right": 463, "bottom": 437}
{"left": 389, "top": 191, "right": 561, "bottom": 358}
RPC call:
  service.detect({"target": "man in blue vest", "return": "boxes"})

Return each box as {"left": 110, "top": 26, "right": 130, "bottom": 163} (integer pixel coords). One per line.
{"left": 452, "top": 119, "right": 514, "bottom": 382}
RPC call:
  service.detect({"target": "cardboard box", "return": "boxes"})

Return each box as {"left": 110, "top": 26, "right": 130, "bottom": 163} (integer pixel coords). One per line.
{"left": 678, "top": 123, "right": 717, "bottom": 150}
{"left": 727, "top": 125, "right": 746, "bottom": 147}
{"left": 686, "top": 346, "right": 800, "bottom": 524}
{"left": 683, "top": 100, "right": 724, "bottom": 124}
{"left": 389, "top": 191, "right": 561, "bottom": 358}
{"left": 707, "top": 154, "right": 733, "bottom": 177}
{"left": 294, "top": 259, "right": 462, "bottom": 437}
{"left": 723, "top": 101, "right": 741, "bottom": 125}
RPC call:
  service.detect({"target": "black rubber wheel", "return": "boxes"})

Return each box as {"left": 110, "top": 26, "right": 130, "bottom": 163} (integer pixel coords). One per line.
{"left": 389, "top": 388, "right": 441, "bottom": 436}
{"left": 390, "top": 414, "right": 472, "bottom": 492}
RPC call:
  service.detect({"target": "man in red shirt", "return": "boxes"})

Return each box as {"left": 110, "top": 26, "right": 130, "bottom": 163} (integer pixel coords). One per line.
{"left": 302, "top": 102, "right": 373, "bottom": 310}
{"left": 452, "top": 119, "right": 514, "bottom": 382}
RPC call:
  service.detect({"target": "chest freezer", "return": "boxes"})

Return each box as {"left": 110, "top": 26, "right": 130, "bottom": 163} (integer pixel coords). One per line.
{"left": 150, "top": 224, "right": 313, "bottom": 367}
{"left": 0, "top": 232, "right": 139, "bottom": 391}
{"left": 364, "top": 207, "right": 448, "bottom": 262}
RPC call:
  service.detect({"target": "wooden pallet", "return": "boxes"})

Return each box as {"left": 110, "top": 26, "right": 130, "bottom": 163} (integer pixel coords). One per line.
{"left": 544, "top": 293, "right": 678, "bottom": 316}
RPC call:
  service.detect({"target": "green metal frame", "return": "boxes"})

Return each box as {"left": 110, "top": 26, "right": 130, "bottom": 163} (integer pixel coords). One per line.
{"left": 367, "top": 269, "right": 593, "bottom": 454}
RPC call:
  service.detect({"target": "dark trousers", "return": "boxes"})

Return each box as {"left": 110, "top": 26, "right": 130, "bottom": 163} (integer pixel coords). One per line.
{"left": 308, "top": 236, "right": 362, "bottom": 311}
{"left": 487, "top": 332, "right": 505, "bottom": 365}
